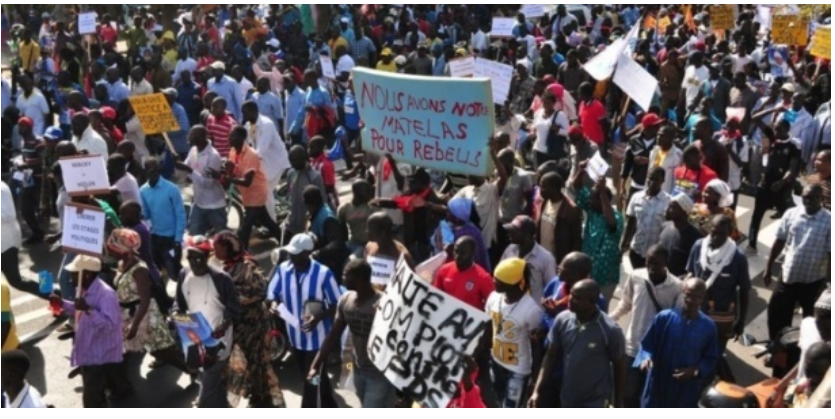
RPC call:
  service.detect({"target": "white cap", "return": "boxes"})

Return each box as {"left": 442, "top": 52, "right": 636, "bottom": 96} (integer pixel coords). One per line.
{"left": 210, "top": 61, "right": 226, "bottom": 72}
{"left": 281, "top": 234, "right": 315, "bottom": 255}
{"left": 65, "top": 255, "right": 102, "bottom": 273}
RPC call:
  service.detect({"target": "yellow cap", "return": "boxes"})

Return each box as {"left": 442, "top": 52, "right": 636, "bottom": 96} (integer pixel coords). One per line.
{"left": 494, "top": 258, "right": 526, "bottom": 286}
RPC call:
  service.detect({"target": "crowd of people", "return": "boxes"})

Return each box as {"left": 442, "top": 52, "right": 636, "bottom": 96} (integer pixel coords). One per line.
{"left": 0, "top": 3, "right": 831, "bottom": 409}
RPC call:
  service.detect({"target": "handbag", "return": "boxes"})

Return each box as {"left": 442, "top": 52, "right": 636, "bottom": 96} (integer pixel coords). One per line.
{"left": 545, "top": 110, "right": 569, "bottom": 160}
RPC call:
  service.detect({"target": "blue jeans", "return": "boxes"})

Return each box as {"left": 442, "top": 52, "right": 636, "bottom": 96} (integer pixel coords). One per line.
{"left": 353, "top": 368, "right": 396, "bottom": 408}
{"left": 491, "top": 361, "right": 530, "bottom": 408}
{"left": 188, "top": 206, "right": 228, "bottom": 236}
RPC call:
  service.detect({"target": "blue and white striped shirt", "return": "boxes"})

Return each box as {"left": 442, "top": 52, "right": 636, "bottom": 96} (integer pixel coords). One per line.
{"left": 268, "top": 259, "right": 342, "bottom": 352}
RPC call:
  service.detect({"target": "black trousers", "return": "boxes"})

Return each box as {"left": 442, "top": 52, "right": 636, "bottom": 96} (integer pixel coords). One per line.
{"left": 629, "top": 250, "right": 646, "bottom": 270}
{"left": 767, "top": 280, "right": 825, "bottom": 341}
{"left": 749, "top": 185, "right": 791, "bottom": 249}
{"left": 239, "top": 206, "right": 283, "bottom": 249}
{"left": 81, "top": 362, "right": 133, "bottom": 408}
{"left": 294, "top": 349, "right": 337, "bottom": 408}
{"left": 1, "top": 248, "right": 43, "bottom": 298}
{"left": 20, "top": 186, "right": 43, "bottom": 238}
{"left": 151, "top": 235, "right": 181, "bottom": 281}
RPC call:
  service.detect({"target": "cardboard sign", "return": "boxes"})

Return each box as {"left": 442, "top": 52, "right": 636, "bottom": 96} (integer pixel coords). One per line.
{"left": 772, "top": 15, "right": 809, "bottom": 46}
{"left": 128, "top": 94, "right": 180, "bottom": 135}
{"left": 78, "top": 12, "right": 97, "bottom": 36}
{"left": 367, "top": 257, "right": 490, "bottom": 408}
{"left": 58, "top": 155, "right": 110, "bottom": 197}
{"left": 810, "top": 26, "right": 831, "bottom": 60}
{"left": 320, "top": 54, "right": 336, "bottom": 79}
{"left": 473, "top": 58, "right": 513, "bottom": 105}
{"left": 613, "top": 53, "right": 658, "bottom": 112}
{"left": 711, "top": 5, "right": 736, "bottom": 31}
{"left": 585, "top": 151, "right": 610, "bottom": 183}
{"left": 367, "top": 256, "right": 397, "bottom": 287}
{"left": 520, "top": 4, "right": 545, "bottom": 19}
{"left": 584, "top": 23, "right": 640, "bottom": 81}
{"left": 491, "top": 17, "right": 515, "bottom": 38}
{"left": 61, "top": 203, "right": 106, "bottom": 257}
{"left": 449, "top": 56, "right": 475, "bottom": 78}
{"left": 353, "top": 68, "right": 496, "bottom": 177}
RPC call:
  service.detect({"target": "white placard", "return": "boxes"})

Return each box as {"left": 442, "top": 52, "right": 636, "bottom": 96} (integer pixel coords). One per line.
{"left": 491, "top": 17, "right": 516, "bottom": 38}
{"left": 78, "top": 12, "right": 98, "bottom": 36}
{"left": 449, "top": 56, "right": 475, "bottom": 77}
{"left": 61, "top": 204, "right": 106, "bottom": 257}
{"left": 585, "top": 151, "right": 610, "bottom": 183}
{"left": 612, "top": 53, "right": 658, "bottom": 113}
{"left": 368, "top": 255, "right": 396, "bottom": 286}
{"left": 521, "top": 4, "right": 545, "bottom": 19}
{"left": 474, "top": 58, "right": 513, "bottom": 105}
{"left": 58, "top": 155, "right": 111, "bottom": 196}
{"left": 367, "top": 257, "right": 490, "bottom": 408}
{"left": 320, "top": 54, "right": 336, "bottom": 79}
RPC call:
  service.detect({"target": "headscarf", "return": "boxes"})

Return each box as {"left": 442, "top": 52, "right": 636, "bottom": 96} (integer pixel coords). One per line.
{"left": 706, "top": 179, "right": 734, "bottom": 208}
{"left": 494, "top": 258, "right": 526, "bottom": 291}
{"left": 185, "top": 235, "right": 213, "bottom": 253}
{"left": 106, "top": 228, "right": 141, "bottom": 256}
{"left": 212, "top": 230, "right": 250, "bottom": 269}
{"left": 448, "top": 197, "right": 474, "bottom": 224}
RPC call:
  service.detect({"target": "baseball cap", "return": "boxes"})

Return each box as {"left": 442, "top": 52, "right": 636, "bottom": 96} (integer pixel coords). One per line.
{"left": 503, "top": 215, "right": 536, "bottom": 235}
{"left": 641, "top": 113, "right": 666, "bottom": 128}
{"left": 44, "top": 126, "right": 63, "bottom": 141}
{"left": 65, "top": 255, "right": 102, "bottom": 273}
{"left": 209, "top": 61, "right": 226, "bottom": 72}
{"left": 282, "top": 234, "right": 315, "bottom": 255}
{"left": 494, "top": 258, "right": 526, "bottom": 286}
{"left": 18, "top": 117, "right": 33, "bottom": 128}
{"left": 781, "top": 83, "right": 796, "bottom": 93}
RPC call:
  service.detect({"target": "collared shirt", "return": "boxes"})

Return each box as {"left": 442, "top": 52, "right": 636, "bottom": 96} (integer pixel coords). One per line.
{"left": 349, "top": 36, "right": 377, "bottom": 62}
{"left": 168, "top": 102, "right": 191, "bottom": 155}
{"left": 185, "top": 145, "right": 226, "bottom": 210}
{"left": 74, "top": 126, "right": 109, "bottom": 157}
{"left": 284, "top": 87, "right": 306, "bottom": 138}
{"left": 626, "top": 191, "right": 672, "bottom": 257}
{"left": 1, "top": 183, "right": 21, "bottom": 253}
{"left": 268, "top": 260, "right": 342, "bottom": 352}
{"left": 62, "top": 279, "right": 123, "bottom": 367}
{"left": 173, "top": 58, "right": 197, "bottom": 85}
{"left": 208, "top": 76, "right": 243, "bottom": 122}
{"left": 253, "top": 91, "right": 285, "bottom": 128}
{"left": 140, "top": 178, "right": 186, "bottom": 242}
{"left": 107, "top": 80, "right": 130, "bottom": 105}
{"left": 229, "top": 145, "right": 269, "bottom": 207}
{"left": 500, "top": 244, "right": 557, "bottom": 303}
{"left": 499, "top": 168, "right": 534, "bottom": 223}
{"left": 7, "top": 383, "right": 47, "bottom": 408}
{"left": 252, "top": 64, "right": 284, "bottom": 95}
{"left": 245, "top": 115, "right": 290, "bottom": 181}
{"left": 611, "top": 270, "right": 684, "bottom": 357}
{"left": 777, "top": 207, "right": 831, "bottom": 284}
{"left": 130, "top": 79, "right": 153, "bottom": 97}
{"left": 782, "top": 108, "right": 816, "bottom": 159}
{"left": 176, "top": 81, "right": 202, "bottom": 125}
{"left": 15, "top": 90, "right": 49, "bottom": 136}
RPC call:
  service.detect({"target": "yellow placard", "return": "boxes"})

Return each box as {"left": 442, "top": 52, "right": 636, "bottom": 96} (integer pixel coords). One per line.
{"left": 128, "top": 93, "right": 180, "bottom": 135}
{"left": 772, "top": 15, "right": 809, "bottom": 46}
{"left": 711, "top": 5, "right": 736, "bottom": 31}
{"left": 658, "top": 17, "right": 672, "bottom": 34}
{"left": 810, "top": 26, "right": 831, "bottom": 60}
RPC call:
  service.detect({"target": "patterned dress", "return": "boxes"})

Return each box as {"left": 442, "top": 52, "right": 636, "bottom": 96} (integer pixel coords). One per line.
{"left": 225, "top": 259, "right": 286, "bottom": 408}
{"left": 115, "top": 261, "right": 176, "bottom": 353}
{"left": 577, "top": 186, "right": 625, "bottom": 288}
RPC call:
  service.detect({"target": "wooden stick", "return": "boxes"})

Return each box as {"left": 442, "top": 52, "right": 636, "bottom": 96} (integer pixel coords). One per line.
{"left": 161, "top": 132, "right": 178, "bottom": 156}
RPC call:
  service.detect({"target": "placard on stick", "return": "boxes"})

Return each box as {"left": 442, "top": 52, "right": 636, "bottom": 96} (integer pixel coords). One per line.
{"left": 58, "top": 155, "right": 110, "bottom": 197}
{"left": 491, "top": 17, "right": 515, "bottom": 38}
{"left": 61, "top": 203, "right": 106, "bottom": 257}
{"left": 78, "top": 12, "right": 97, "bottom": 36}
{"left": 128, "top": 94, "right": 180, "bottom": 135}
{"left": 711, "top": 5, "right": 737, "bottom": 31}
{"left": 320, "top": 54, "right": 336, "bottom": 79}
{"left": 449, "top": 56, "right": 475, "bottom": 78}
{"left": 810, "top": 26, "right": 831, "bottom": 60}
{"left": 772, "top": 15, "right": 809, "bottom": 46}
{"left": 520, "top": 4, "right": 545, "bottom": 19}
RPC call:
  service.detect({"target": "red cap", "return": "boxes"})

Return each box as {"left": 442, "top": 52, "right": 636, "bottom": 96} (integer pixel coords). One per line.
{"left": 100, "top": 106, "right": 117, "bottom": 121}
{"left": 641, "top": 113, "right": 666, "bottom": 128}
{"left": 18, "top": 117, "right": 33, "bottom": 128}
{"left": 568, "top": 125, "right": 584, "bottom": 137}
{"left": 693, "top": 40, "right": 706, "bottom": 52}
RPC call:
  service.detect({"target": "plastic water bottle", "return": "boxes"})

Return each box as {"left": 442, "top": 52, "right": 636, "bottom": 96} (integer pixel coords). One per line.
{"left": 38, "top": 271, "right": 54, "bottom": 295}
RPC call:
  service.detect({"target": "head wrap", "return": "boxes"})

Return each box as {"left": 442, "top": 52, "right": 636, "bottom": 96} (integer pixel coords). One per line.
{"left": 494, "top": 258, "right": 526, "bottom": 289}
{"left": 185, "top": 235, "right": 213, "bottom": 253}
{"left": 448, "top": 197, "right": 474, "bottom": 224}
{"left": 212, "top": 230, "right": 248, "bottom": 266}
{"left": 706, "top": 179, "right": 734, "bottom": 208}
{"left": 671, "top": 193, "right": 695, "bottom": 214}
{"left": 106, "top": 228, "right": 141, "bottom": 255}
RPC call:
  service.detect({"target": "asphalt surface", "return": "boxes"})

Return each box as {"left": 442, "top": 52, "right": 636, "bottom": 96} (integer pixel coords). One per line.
{"left": 4, "top": 165, "right": 787, "bottom": 408}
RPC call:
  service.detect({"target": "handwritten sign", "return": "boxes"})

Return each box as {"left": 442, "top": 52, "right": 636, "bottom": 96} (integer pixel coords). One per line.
{"left": 613, "top": 53, "right": 658, "bottom": 112}
{"left": 61, "top": 203, "right": 106, "bottom": 257}
{"left": 367, "top": 257, "right": 489, "bottom": 408}
{"left": 449, "top": 57, "right": 475, "bottom": 78}
{"left": 810, "top": 26, "right": 831, "bottom": 60}
{"left": 320, "top": 54, "right": 336, "bottom": 79}
{"left": 711, "top": 5, "right": 736, "bottom": 31}
{"left": 128, "top": 94, "right": 180, "bottom": 135}
{"left": 585, "top": 151, "right": 610, "bottom": 183}
{"left": 58, "top": 155, "right": 110, "bottom": 197}
{"left": 473, "top": 58, "right": 513, "bottom": 105}
{"left": 78, "top": 12, "right": 98, "bottom": 36}
{"left": 520, "top": 4, "right": 545, "bottom": 19}
{"left": 772, "top": 15, "right": 809, "bottom": 46}
{"left": 368, "top": 256, "right": 397, "bottom": 287}
{"left": 353, "top": 68, "right": 495, "bottom": 177}
{"left": 491, "top": 17, "right": 515, "bottom": 38}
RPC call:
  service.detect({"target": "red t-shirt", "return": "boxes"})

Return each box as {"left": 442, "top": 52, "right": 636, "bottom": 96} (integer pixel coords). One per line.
{"left": 432, "top": 262, "right": 495, "bottom": 311}
{"left": 673, "top": 165, "right": 718, "bottom": 204}
{"left": 579, "top": 99, "right": 607, "bottom": 144}
{"left": 310, "top": 154, "right": 336, "bottom": 188}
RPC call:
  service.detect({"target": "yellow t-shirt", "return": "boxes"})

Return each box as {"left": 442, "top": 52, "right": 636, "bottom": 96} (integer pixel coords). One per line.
{"left": 1, "top": 281, "right": 19, "bottom": 352}
{"left": 376, "top": 61, "right": 398, "bottom": 73}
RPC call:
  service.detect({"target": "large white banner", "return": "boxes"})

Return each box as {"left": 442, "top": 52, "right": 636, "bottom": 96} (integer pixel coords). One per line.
{"left": 367, "top": 257, "right": 490, "bottom": 408}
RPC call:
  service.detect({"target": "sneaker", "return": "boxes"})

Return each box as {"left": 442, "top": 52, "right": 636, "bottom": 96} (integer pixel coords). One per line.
{"left": 56, "top": 323, "right": 74, "bottom": 334}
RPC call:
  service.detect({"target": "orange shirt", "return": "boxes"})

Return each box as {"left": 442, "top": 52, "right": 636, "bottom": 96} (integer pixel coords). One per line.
{"left": 229, "top": 145, "right": 268, "bottom": 207}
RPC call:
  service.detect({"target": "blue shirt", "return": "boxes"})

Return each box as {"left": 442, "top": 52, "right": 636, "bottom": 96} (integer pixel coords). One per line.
{"left": 433, "top": 55, "right": 447, "bottom": 76}
{"left": 285, "top": 87, "right": 306, "bottom": 137}
{"left": 341, "top": 91, "right": 360, "bottom": 130}
{"left": 176, "top": 81, "right": 202, "bottom": 125}
{"left": 541, "top": 276, "right": 608, "bottom": 334}
{"left": 208, "top": 75, "right": 243, "bottom": 122}
{"left": 140, "top": 178, "right": 186, "bottom": 242}
{"left": 268, "top": 259, "right": 342, "bottom": 351}
{"left": 290, "top": 86, "right": 333, "bottom": 134}
{"left": 168, "top": 103, "right": 191, "bottom": 155}
{"left": 107, "top": 80, "right": 130, "bottom": 105}
{"left": 252, "top": 91, "right": 284, "bottom": 128}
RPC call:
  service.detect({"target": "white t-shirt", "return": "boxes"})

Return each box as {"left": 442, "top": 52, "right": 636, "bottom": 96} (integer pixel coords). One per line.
{"left": 683, "top": 65, "right": 709, "bottom": 107}
{"left": 239, "top": 77, "right": 254, "bottom": 99}
{"left": 336, "top": 54, "right": 356, "bottom": 76}
{"left": 15, "top": 90, "right": 50, "bottom": 136}
{"left": 532, "top": 109, "right": 570, "bottom": 154}
{"left": 485, "top": 293, "right": 544, "bottom": 375}
{"left": 112, "top": 174, "right": 142, "bottom": 208}
{"left": 732, "top": 54, "right": 752, "bottom": 74}
{"left": 375, "top": 161, "right": 412, "bottom": 226}
{"left": 183, "top": 273, "right": 233, "bottom": 360}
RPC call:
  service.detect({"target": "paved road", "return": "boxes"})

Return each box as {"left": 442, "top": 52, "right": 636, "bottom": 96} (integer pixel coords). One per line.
{"left": 5, "top": 168, "right": 785, "bottom": 408}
